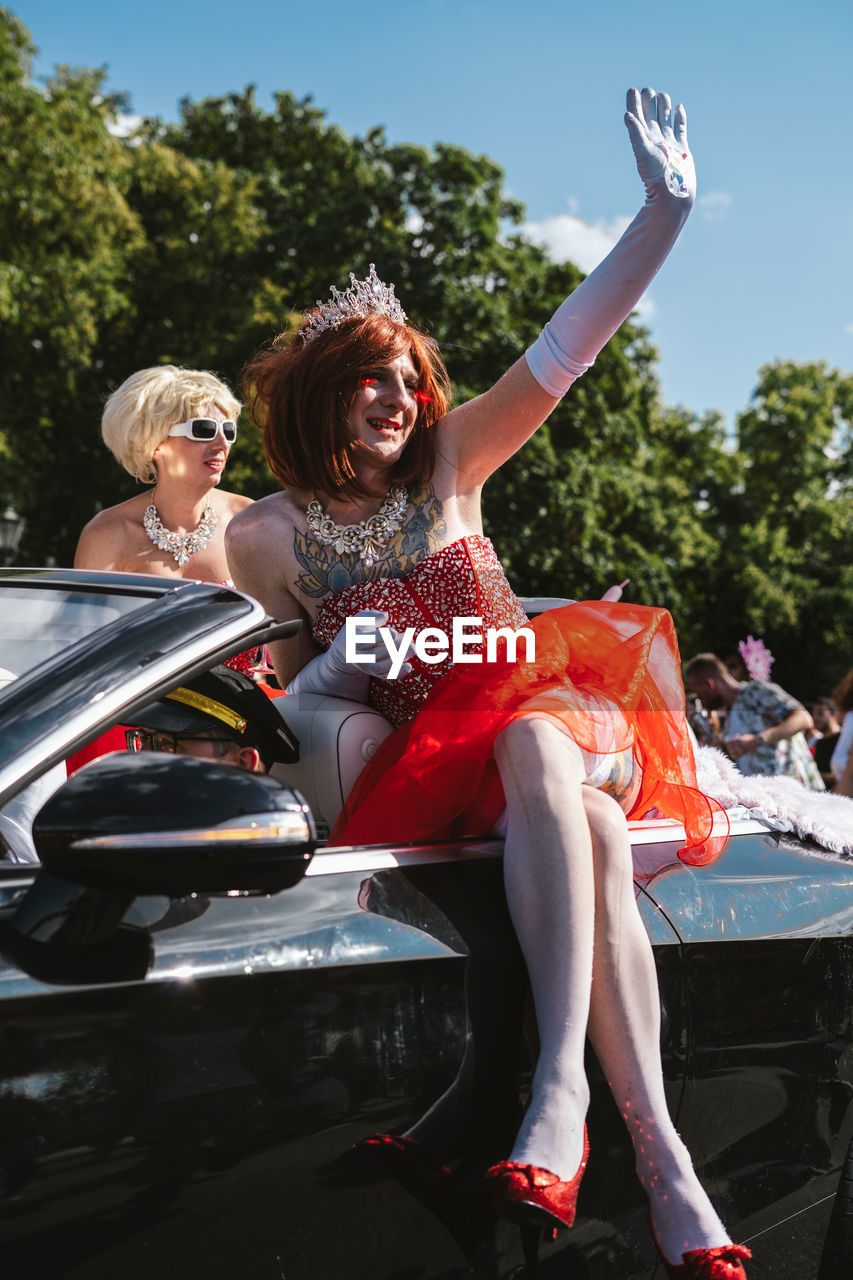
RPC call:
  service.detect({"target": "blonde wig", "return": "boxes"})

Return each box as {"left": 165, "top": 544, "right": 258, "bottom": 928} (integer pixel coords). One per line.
{"left": 102, "top": 365, "right": 241, "bottom": 483}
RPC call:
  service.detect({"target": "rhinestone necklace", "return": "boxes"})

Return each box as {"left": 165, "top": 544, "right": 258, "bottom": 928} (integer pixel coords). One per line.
{"left": 143, "top": 499, "right": 218, "bottom": 568}
{"left": 306, "top": 484, "right": 408, "bottom": 568}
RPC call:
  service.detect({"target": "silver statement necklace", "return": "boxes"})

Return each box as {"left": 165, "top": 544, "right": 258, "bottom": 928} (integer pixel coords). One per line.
{"left": 306, "top": 484, "right": 408, "bottom": 569}
{"left": 143, "top": 499, "right": 218, "bottom": 568}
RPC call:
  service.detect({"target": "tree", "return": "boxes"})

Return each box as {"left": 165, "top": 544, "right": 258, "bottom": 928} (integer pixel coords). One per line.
{"left": 0, "top": 27, "right": 272, "bottom": 558}
{"left": 5, "top": 18, "right": 851, "bottom": 691}
{"left": 0, "top": 10, "right": 143, "bottom": 558}
{"left": 704, "top": 361, "right": 853, "bottom": 697}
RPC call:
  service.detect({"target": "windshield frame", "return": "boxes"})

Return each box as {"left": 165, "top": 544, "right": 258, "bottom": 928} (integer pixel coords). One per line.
{"left": 0, "top": 572, "right": 275, "bottom": 808}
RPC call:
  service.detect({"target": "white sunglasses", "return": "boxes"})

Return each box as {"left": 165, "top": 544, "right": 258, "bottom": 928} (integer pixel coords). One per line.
{"left": 168, "top": 418, "right": 238, "bottom": 443}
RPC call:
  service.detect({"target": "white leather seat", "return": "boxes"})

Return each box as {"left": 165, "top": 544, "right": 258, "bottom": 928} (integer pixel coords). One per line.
{"left": 269, "top": 693, "right": 394, "bottom": 838}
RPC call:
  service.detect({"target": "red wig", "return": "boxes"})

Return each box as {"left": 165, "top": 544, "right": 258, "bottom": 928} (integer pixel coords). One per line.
{"left": 244, "top": 314, "right": 451, "bottom": 499}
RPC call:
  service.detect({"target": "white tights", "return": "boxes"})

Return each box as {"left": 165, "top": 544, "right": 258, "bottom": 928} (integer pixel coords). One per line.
{"left": 493, "top": 716, "right": 731, "bottom": 1266}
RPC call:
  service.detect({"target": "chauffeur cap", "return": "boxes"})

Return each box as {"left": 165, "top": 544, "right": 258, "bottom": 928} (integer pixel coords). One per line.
{"left": 132, "top": 665, "right": 298, "bottom": 768}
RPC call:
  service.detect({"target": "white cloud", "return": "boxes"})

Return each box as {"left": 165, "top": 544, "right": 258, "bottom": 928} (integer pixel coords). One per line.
{"left": 107, "top": 113, "right": 143, "bottom": 138}
{"left": 520, "top": 210, "right": 655, "bottom": 319}
{"left": 697, "top": 190, "right": 732, "bottom": 221}
{"left": 844, "top": 322, "right": 853, "bottom": 337}
{"left": 522, "top": 211, "right": 631, "bottom": 275}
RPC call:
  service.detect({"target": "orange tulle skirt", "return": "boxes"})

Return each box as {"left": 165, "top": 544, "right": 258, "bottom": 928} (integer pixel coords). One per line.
{"left": 329, "top": 600, "right": 727, "bottom": 865}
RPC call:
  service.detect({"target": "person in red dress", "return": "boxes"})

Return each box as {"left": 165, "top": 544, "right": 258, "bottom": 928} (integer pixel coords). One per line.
{"left": 227, "top": 89, "right": 749, "bottom": 1279}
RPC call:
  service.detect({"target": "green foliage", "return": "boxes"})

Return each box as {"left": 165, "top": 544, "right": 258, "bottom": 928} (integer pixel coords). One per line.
{"left": 708, "top": 361, "right": 853, "bottom": 696}
{"left": 0, "top": 9, "right": 143, "bottom": 553}
{"left": 1, "top": 12, "right": 851, "bottom": 695}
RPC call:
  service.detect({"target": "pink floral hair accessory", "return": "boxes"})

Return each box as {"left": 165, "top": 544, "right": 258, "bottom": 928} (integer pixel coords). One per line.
{"left": 738, "top": 635, "right": 774, "bottom": 681}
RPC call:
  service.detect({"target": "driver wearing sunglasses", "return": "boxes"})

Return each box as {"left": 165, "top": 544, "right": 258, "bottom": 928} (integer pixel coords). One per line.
{"left": 125, "top": 727, "right": 244, "bottom": 758}
{"left": 126, "top": 665, "right": 298, "bottom": 775}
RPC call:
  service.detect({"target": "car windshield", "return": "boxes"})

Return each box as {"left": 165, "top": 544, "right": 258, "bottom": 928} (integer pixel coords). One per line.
{"left": 0, "top": 585, "right": 154, "bottom": 680}
{"left": 0, "top": 577, "right": 269, "bottom": 818}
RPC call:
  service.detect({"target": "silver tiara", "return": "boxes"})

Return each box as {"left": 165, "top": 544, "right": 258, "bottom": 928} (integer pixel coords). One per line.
{"left": 300, "top": 263, "right": 407, "bottom": 343}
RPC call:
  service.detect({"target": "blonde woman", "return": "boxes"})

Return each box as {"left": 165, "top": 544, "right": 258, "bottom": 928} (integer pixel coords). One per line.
{"left": 75, "top": 365, "right": 251, "bottom": 583}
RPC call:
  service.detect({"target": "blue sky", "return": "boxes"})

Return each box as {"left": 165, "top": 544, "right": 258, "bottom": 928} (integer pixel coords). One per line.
{"left": 14, "top": 0, "right": 853, "bottom": 433}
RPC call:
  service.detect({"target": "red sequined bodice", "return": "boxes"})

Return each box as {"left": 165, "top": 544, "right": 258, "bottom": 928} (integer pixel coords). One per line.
{"left": 312, "top": 536, "right": 529, "bottom": 726}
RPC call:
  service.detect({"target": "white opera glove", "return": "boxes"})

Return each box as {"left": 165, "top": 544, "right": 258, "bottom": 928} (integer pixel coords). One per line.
{"left": 526, "top": 87, "right": 696, "bottom": 398}
{"left": 625, "top": 86, "right": 696, "bottom": 207}
{"left": 286, "top": 609, "right": 414, "bottom": 702}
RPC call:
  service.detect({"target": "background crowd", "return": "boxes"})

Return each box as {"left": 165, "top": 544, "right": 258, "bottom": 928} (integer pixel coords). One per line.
{"left": 686, "top": 645, "right": 853, "bottom": 798}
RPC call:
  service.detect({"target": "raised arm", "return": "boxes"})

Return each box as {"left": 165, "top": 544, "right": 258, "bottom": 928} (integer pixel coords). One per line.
{"left": 444, "top": 87, "right": 697, "bottom": 485}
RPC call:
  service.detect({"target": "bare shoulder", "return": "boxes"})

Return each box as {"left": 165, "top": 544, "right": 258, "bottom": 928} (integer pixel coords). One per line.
{"left": 82, "top": 493, "right": 149, "bottom": 531}
{"left": 224, "top": 490, "right": 319, "bottom": 686}
{"left": 225, "top": 491, "right": 297, "bottom": 585}
{"left": 226, "top": 490, "right": 296, "bottom": 546}
{"left": 74, "top": 496, "right": 148, "bottom": 569}
{"left": 225, "top": 494, "right": 301, "bottom": 618}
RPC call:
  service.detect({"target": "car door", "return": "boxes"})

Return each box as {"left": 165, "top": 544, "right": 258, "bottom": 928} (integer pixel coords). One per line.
{"left": 0, "top": 832, "right": 538, "bottom": 1278}
{"left": 641, "top": 826, "right": 853, "bottom": 1278}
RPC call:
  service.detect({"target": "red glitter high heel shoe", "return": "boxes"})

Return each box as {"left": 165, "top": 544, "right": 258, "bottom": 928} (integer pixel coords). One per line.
{"left": 656, "top": 1243, "right": 751, "bottom": 1279}
{"left": 649, "top": 1211, "right": 751, "bottom": 1279}
{"left": 484, "top": 1127, "right": 589, "bottom": 1230}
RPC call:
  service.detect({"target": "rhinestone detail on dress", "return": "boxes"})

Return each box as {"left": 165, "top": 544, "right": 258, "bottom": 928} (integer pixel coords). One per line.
{"left": 313, "top": 536, "right": 529, "bottom": 727}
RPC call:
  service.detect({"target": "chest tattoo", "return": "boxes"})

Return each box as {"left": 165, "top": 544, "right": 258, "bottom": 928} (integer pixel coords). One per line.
{"left": 294, "top": 483, "right": 447, "bottom": 599}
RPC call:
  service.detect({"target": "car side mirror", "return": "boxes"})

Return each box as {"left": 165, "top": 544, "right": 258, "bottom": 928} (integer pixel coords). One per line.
{"left": 33, "top": 752, "right": 317, "bottom": 895}
{"left": 0, "top": 754, "right": 317, "bottom": 986}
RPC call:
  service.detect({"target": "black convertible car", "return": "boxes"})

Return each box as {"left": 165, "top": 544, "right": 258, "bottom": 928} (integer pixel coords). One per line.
{"left": 0, "top": 569, "right": 851, "bottom": 1279}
